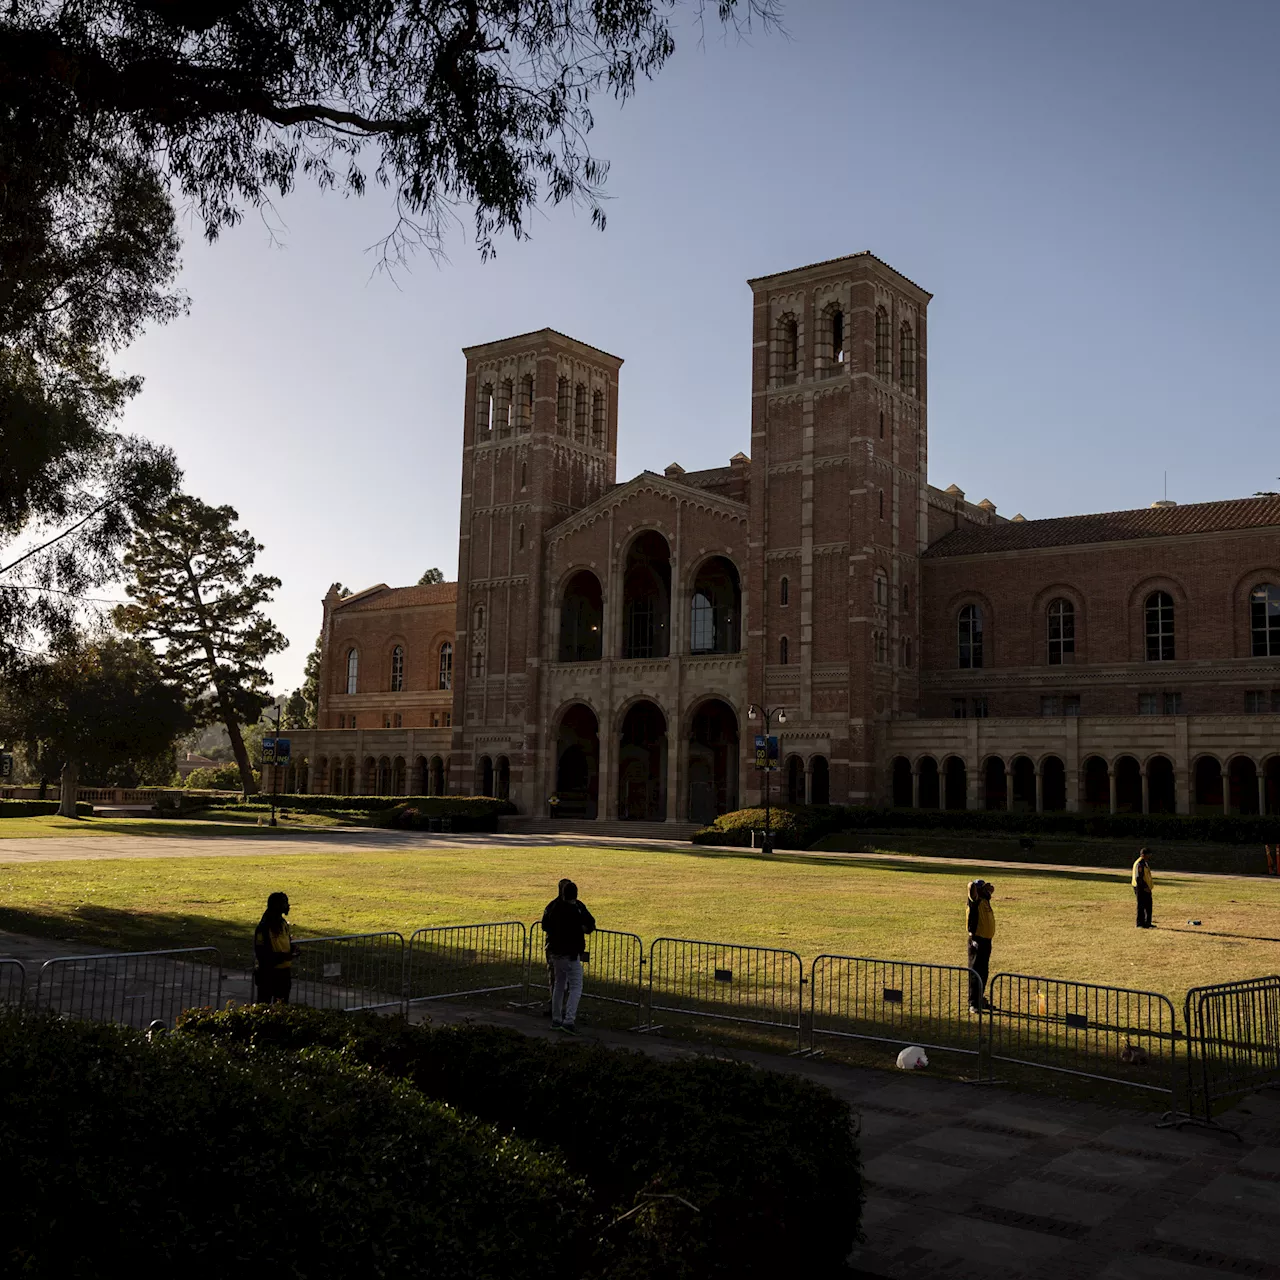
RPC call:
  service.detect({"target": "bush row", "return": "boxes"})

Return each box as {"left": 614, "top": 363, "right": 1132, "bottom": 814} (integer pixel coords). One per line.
{"left": 179, "top": 1004, "right": 862, "bottom": 1279}
{"left": 0, "top": 1010, "right": 586, "bottom": 1276}
{"left": 247, "top": 792, "right": 517, "bottom": 817}
{"left": 694, "top": 803, "right": 1280, "bottom": 848}
{"left": 0, "top": 799, "right": 94, "bottom": 818}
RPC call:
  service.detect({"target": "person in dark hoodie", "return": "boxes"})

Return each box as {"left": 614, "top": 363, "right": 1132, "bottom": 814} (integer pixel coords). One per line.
{"left": 966, "top": 878, "right": 996, "bottom": 1014}
{"left": 253, "top": 891, "right": 299, "bottom": 1004}
{"left": 540, "top": 878, "right": 596, "bottom": 1033}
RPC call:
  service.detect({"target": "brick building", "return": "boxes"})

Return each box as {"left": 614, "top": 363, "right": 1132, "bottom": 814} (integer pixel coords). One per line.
{"left": 281, "top": 251, "right": 1280, "bottom": 820}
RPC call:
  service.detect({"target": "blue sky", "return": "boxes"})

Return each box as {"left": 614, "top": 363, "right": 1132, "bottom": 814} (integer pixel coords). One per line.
{"left": 116, "top": 0, "right": 1280, "bottom": 692}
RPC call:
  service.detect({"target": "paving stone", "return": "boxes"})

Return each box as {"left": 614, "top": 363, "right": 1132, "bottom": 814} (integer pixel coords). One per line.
{"left": 1043, "top": 1148, "right": 1177, "bottom": 1183}
{"left": 968, "top": 1103, "right": 1070, "bottom": 1136}
{"left": 1237, "top": 1145, "right": 1280, "bottom": 1177}
{"left": 1153, "top": 1210, "right": 1278, "bottom": 1264}
{"left": 1193, "top": 1172, "right": 1280, "bottom": 1216}
{"left": 982, "top": 1177, "right": 1119, "bottom": 1227}
{"left": 857, "top": 1081, "right": 960, "bottom": 1113}
{"left": 911, "top": 1212, "right": 1068, "bottom": 1270}
{"left": 1098, "top": 1256, "right": 1250, "bottom": 1279}
{"left": 1095, "top": 1124, "right": 1226, "bottom": 1158}
{"left": 858, "top": 1111, "right": 914, "bottom": 1142}
{"left": 859, "top": 1196, "right": 913, "bottom": 1232}
{"left": 863, "top": 1153, "right": 972, "bottom": 1193}
{"left": 906, "top": 1125, "right": 1033, "bottom": 1161}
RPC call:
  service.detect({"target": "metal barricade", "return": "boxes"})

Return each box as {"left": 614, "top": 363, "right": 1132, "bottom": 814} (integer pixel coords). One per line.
{"left": 643, "top": 937, "right": 806, "bottom": 1050}
{"left": 986, "top": 973, "right": 1178, "bottom": 1101}
{"left": 0, "top": 957, "right": 27, "bottom": 1007}
{"left": 527, "top": 922, "right": 646, "bottom": 1021}
{"left": 810, "top": 954, "right": 983, "bottom": 1060}
{"left": 36, "top": 947, "right": 222, "bottom": 1029}
{"left": 1183, "top": 975, "right": 1280, "bottom": 1121}
{"left": 405, "top": 921, "right": 527, "bottom": 1005}
{"left": 291, "top": 932, "right": 406, "bottom": 1012}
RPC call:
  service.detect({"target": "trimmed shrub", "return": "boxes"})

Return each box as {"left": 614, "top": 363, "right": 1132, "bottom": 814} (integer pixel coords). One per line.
{"left": 379, "top": 797, "right": 516, "bottom": 831}
{"left": 250, "top": 792, "right": 516, "bottom": 817}
{"left": 692, "top": 803, "right": 847, "bottom": 849}
{"left": 0, "top": 1009, "right": 587, "bottom": 1276}
{"left": 179, "top": 1004, "right": 863, "bottom": 1280}
{"left": 0, "top": 799, "right": 94, "bottom": 818}
{"left": 182, "top": 763, "right": 257, "bottom": 790}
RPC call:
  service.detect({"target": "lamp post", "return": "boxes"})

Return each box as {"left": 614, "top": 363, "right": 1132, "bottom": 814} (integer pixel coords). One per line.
{"left": 747, "top": 703, "right": 787, "bottom": 853}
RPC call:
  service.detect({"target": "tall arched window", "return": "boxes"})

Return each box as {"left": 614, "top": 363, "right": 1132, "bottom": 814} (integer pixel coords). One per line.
{"left": 874, "top": 631, "right": 888, "bottom": 663}
{"left": 476, "top": 383, "right": 494, "bottom": 440}
{"left": 874, "top": 570, "right": 888, "bottom": 607}
{"left": 1047, "top": 599, "right": 1075, "bottom": 665}
{"left": 474, "top": 604, "right": 484, "bottom": 631}
{"left": 556, "top": 376, "right": 570, "bottom": 433}
{"left": 573, "top": 383, "right": 588, "bottom": 441}
{"left": 875, "top": 306, "right": 891, "bottom": 378}
{"left": 390, "top": 645, "right": 404, "bottom": 692}
{"left": 829, "top": 307, "right": 844, "bottom": 365}
{"left": 899, "top": 321, "right": 916, "bottom": 392}
{"left": 903, "top": 637, "right": 913, "bottom": 667}
{"left": 903, "top": 583, "right": 911, "bottom": 611}
{"left": 591, "top": 389, "right": 605, "bottom": 448}
{"left": 779, "top": 314, "right": 798, "bottom": 378}
{"left": 472, "top": 649, "right": 484, "bottom": 678}
{"left": 437, "top": 642, "right": 453, "bottom": 690}
{"left": 958, "top": 605, "right": 984, "bottom": 669}
{"left": 497, "top": 379, "right": 513, "bottom": 436}
{"left": 879, "top": 409, "right": 885, "bottom": 439}
{"left": 520, "top": 461, "right": 528, "bottom": 490}
{"left": 1145, "top": 591, "right": 1175, "bottom": 661}
{"left": 879, "top": 490, "right": 885, "bottom": 520}
{"left": 517, "top": 523, "right": 525, "bottom": 550}
{"left": 1251, "top": 584, "right": 1280, "bottom": 656}
{"left": 519, "top": 373, "right": 534, "bottom": 431}
{"left": 779, "top": 636, "right": 790, "bottom": 665}
{"left": 690, "top": 591, "right": 714, "bottom": 652}
{"left": 345, "top": 647, "right": 359, "bottom": 694}
{"left": 780, "top": 576, "right": 790, "bottom": 606}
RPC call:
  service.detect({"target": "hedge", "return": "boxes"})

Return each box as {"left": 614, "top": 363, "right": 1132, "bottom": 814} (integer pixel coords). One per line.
{"left": 695, "top": 803, "right": 1280, "bottom": 848}
{"left": 179, "top": 1004, "right": 863, "bottom": 1280}
{"left": 255, "top": 792, "right": 516, "bottom": 817}
{"left": 0, "top": 799, "right": 94, "bottom": 818}
{"left": 0, "top": 1010, "right": 587, "bottom": 1277}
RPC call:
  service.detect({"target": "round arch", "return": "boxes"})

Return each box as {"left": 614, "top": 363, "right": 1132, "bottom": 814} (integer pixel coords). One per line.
{"left": 687, "top": 698, "right": 739, "bottom": 823}
{"left": 617, "top": 699, "right": 667, "bottom": 820}
{"left": 620, "top": 530, "right": 672, "bottom": 660}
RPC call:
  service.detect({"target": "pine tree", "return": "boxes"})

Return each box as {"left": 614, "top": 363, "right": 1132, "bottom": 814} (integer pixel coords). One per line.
{"left": 114, "top": 495, "right": 286, "bottom": 795}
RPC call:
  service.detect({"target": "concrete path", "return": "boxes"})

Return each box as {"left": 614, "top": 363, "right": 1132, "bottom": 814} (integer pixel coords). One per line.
{"left": 0, "top": 826, "right": 1268, "bottom": 883}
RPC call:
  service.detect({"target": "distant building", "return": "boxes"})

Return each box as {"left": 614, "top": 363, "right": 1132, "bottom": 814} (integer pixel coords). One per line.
{"left": 279, "top": 251, "right": 1280, "bottom": 819}
{"left": 176, "top": 752, "right": 222, "bottom": 779}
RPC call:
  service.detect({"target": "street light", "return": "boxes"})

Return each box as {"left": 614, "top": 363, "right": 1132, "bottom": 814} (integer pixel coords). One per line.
{"left": 747, "top": 703, "right": 787, "bottom": 854}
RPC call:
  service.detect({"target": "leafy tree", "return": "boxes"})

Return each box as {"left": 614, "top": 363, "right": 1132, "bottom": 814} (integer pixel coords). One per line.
{"left": 114, "top": 495, "right": 287, "bottom": 795}
{"left": 284, "top": 687, "right": 310, "bottom": 730}
{"left": 183, "top": 762, "right": 256, "bottom": 792}
{"left": 0, "top": 635, "right": 191, "bottom": 816}
{"left": 418, "top": 567, "right": 446, "bottom": 585}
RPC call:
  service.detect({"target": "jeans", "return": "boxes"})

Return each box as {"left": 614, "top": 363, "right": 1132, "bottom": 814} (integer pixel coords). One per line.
{"left": 1135, "top": 888, "right": 1153, "bottom": 928}
{"left": 967, "top": 936, "right": 992, "bottom": 1008}
{"left": 550, "top": 955, "right": 584, "bottom": 1025}
{"left": 256, "top": 968, "right": 291, "bottom": 1004}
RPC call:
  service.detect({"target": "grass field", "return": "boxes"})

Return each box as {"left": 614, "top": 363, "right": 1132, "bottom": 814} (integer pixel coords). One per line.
{"left": 1, "top": 839, "right": 1277, "bottom": 1005}
{"left": 0, "top": 812, "right": 363, "bottom": 838}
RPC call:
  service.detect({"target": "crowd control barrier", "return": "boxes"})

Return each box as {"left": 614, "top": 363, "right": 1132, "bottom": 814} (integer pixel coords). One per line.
{"left": 0, "top": 957, "right": 27, "bottom": 1007}
{"left": 35, "top": 947, "right": 222, "bottom": 1030}
{"left": 291, "top": 932, "right": 406, "bottom": 1012}
{"left": 404, "top": 921, "right": 528, "bottom": 1006}
{"left": 526, "top": 922, "right": 646, "bottom": 1022}
{"left": 642, "top": 937, "right": 806, "bottom": 1050}
{"left": 985, "top": 973, "right": 1178, "bottom": 1102}
{"left": 1182, "top": 975, "right": 1280, "bottom": 1123}
{"left": 810, "top": 955, "right": 984, "bottom": 1061}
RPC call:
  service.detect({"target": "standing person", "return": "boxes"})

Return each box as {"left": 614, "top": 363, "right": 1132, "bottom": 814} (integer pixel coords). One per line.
{"left": 966, "top": 878, "right": 996, "bottom": 1014}
{"left": 1132, "top": 848, "right": 1154, "bottom": 928}
{"left": 253, "top": 891, "right": 298, "bottom": 1003}
{"left": 540, "top": 878, "right": 595, "bottom": 1033}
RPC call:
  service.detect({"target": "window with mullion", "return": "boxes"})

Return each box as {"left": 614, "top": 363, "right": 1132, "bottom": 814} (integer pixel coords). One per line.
{"left": 1047, "top": 599, "right": 1075, "bottom": 665}
{"left": 390, "top": 645, "right": 404, "bottom": 692}
{"left": 958, "top": 604, "right": 984, "bottom": 669}
{"left": 1251, "top": 584, "right": 1280, "bottom": 657}
{"left": 1145, "top": 592, "right": 1175, "bottom": 661}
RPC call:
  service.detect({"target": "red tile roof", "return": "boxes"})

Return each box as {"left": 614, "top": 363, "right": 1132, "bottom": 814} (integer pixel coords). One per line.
{"left": 924, "top": 496, "right": 1280, "bottom": 558}
{"left": 335, "top": 583, "right": 457, "bottom": 611}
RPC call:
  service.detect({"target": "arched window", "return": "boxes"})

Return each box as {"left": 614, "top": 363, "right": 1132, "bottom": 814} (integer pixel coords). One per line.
{"left": 574, "top": 383, "right": 588, "bottom": 441}
{"left": 474, "top": 604, "right": 485, "bottom": 631}
{"left": 520, "top": 461, "right": 528, "bottom": 490}
{"left": 829, "top": 307, "right": 845, "bottom": 365}
{"left": 497, "top": 379, "right": 513, "bottom": 437}
{"left": 1251, "top": 584, "right": 1280, "bottom": 656}
{"left": 390, "top": 645, "right": 404, "bottom": 692}
{"left": 875, "top": 306, "right": 891, "bottom": 378}
{"left": 591, "top": 389, "right": 605, "bottom": 448}
{"left": 1145, "top": 591, "right": 1175, "bottom": 661}
{"left": 517, "top": 524, "right": 525, "bottom": 551}
{"left": 780, "top": 576, "right": 789, "bottom": 606}
{"left": 519, "top": 373, "right": 534, "bottom": 431}
{"left": 902, "top": 583, "right": 911, "bottom": 611}
{"left": 1047, "top": 598, "right": 1075, "bottom": 665}
{"left": 345, "top": 648, "right": 359, "bottom": 694}
{"left": 879, "top": 409, "right": 885, "bottom": 440}
{"left": 689, "top": 557, "right": 741, "bottom": 654}
{"left": 958, "top": 604, "right": 984, "bottom": 669}
{"left": 472, "top": 649, "right": 484, "bottom": 678}
{"left": 778, "top": 314, "right": 798, "bottom": 378}
{"left": 476, "top": 382, "right": 494, "bottom": 440}
{"left": 874, "top": 631, "right": 888, "bottom": 663}
{"left": 437, "top": 642, "right": 452, "bottom": 690}
{"left": 899, "top": 321, "right": 916, "bottom": 392}
{"left": 879, "top": 490, "right": 885, "bottom": 520}
{"left": 556, "top": 375, "right": 570, "bottom": 433}
{"left": 904, "top": 637, "right": 913, "bottom": 667}
{"left": 874, "top": 570, "right": 888, "bottom": 607}
{"left": 690, "top": 591, "right": 714, "bottom": 652}
{"left": 779, "top": 635, "right": 789, "bottom": 665}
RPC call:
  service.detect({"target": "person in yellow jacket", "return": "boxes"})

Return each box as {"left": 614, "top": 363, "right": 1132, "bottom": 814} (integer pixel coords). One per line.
{"left": 966, "top": 878, "right": 996, "bottom": 1013}
{"left": 1132, "top": 848, "right": 1154, "bottom": 929}
{"left": 253, "top": 891, "right": 299, "bottom": 1003}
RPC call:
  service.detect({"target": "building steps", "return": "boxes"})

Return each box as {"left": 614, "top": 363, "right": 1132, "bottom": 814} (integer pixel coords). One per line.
{"left": 499, "top": 816, "right": 701, "bottom": 842}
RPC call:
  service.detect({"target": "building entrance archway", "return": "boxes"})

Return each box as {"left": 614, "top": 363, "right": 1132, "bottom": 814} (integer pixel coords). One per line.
{"left": 618, "top": 701, "right": 666, "bottom": 820}
{"left": 687, "top": 699, "right": 738, "bottom": 824}
{"left": 556, "top": 704, "right": 599, "bottom": 818}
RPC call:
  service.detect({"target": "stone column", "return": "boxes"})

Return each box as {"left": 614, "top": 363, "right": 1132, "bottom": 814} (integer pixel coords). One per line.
{"left": 598, "top": 710, "right": 615, "bottom": 821}
{"left": 965, "top": 766, "right": 978, "bottom": 812}
{"left": 1259, "top": 771, "right": 1268, "bottom": 817}
{"left": 911, "top": 767, "right": 920, "bottom": 809}
{"left": 805, "top": 760, "right": 813, "bottom": 805}
{"left": 1004, "top": 768, "right": 1014, "bottom": 811}
{"left": 664, "top": 725, "right": 680, "bottom": 823}
{"left": 1176, "top": 768, "right": 1191, "bottom": 815}
{"left": 1222, "top": 767, "right": 1231, "bottom": 816}
{"left": 1034, "top": 767, "right": 1043, "bottom": 814}
{"left": 1141, "top": 768, "right": 1150, "bottom": 815}
{"left": 1108, "top": 769, "right": 1117, "bottom": 816}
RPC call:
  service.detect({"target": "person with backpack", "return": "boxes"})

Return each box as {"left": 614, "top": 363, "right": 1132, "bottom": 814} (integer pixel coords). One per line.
{"left": 966, "top": 878, "right": 996, "bottom": 1014}
{"left": 1132, "top": 848, "right": 1154, "bottom": 928}
{"left": 540, "top": 878, "right": 596, "bottom": 1033}
{"left": 253, "top": 891, "right": 299, "bottom": 1003}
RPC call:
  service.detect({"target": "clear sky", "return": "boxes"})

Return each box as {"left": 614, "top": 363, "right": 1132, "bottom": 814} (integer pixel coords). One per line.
{"left": 114, "top": 0, "right": 1280, "bottom": 693}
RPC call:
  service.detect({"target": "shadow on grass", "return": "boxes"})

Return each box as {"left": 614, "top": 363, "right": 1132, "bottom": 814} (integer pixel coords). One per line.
{"left": 0, "top": 902, "right": 257, "bottom": 964}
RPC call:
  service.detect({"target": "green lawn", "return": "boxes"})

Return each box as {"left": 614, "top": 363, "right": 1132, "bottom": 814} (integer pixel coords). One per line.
{"left": 1, "top": 840, "right": 1277, "bottom": 1004}
{"left": 0, "top": 812, "right": 360, "bottom": 838}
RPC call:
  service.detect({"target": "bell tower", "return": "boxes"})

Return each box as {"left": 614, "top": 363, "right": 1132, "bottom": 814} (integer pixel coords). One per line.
{"left": 746, "top": 253, "right": 930, "bottom": 805}
{"left": 452, "top": 329, "right": 623, "bottom": 803}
